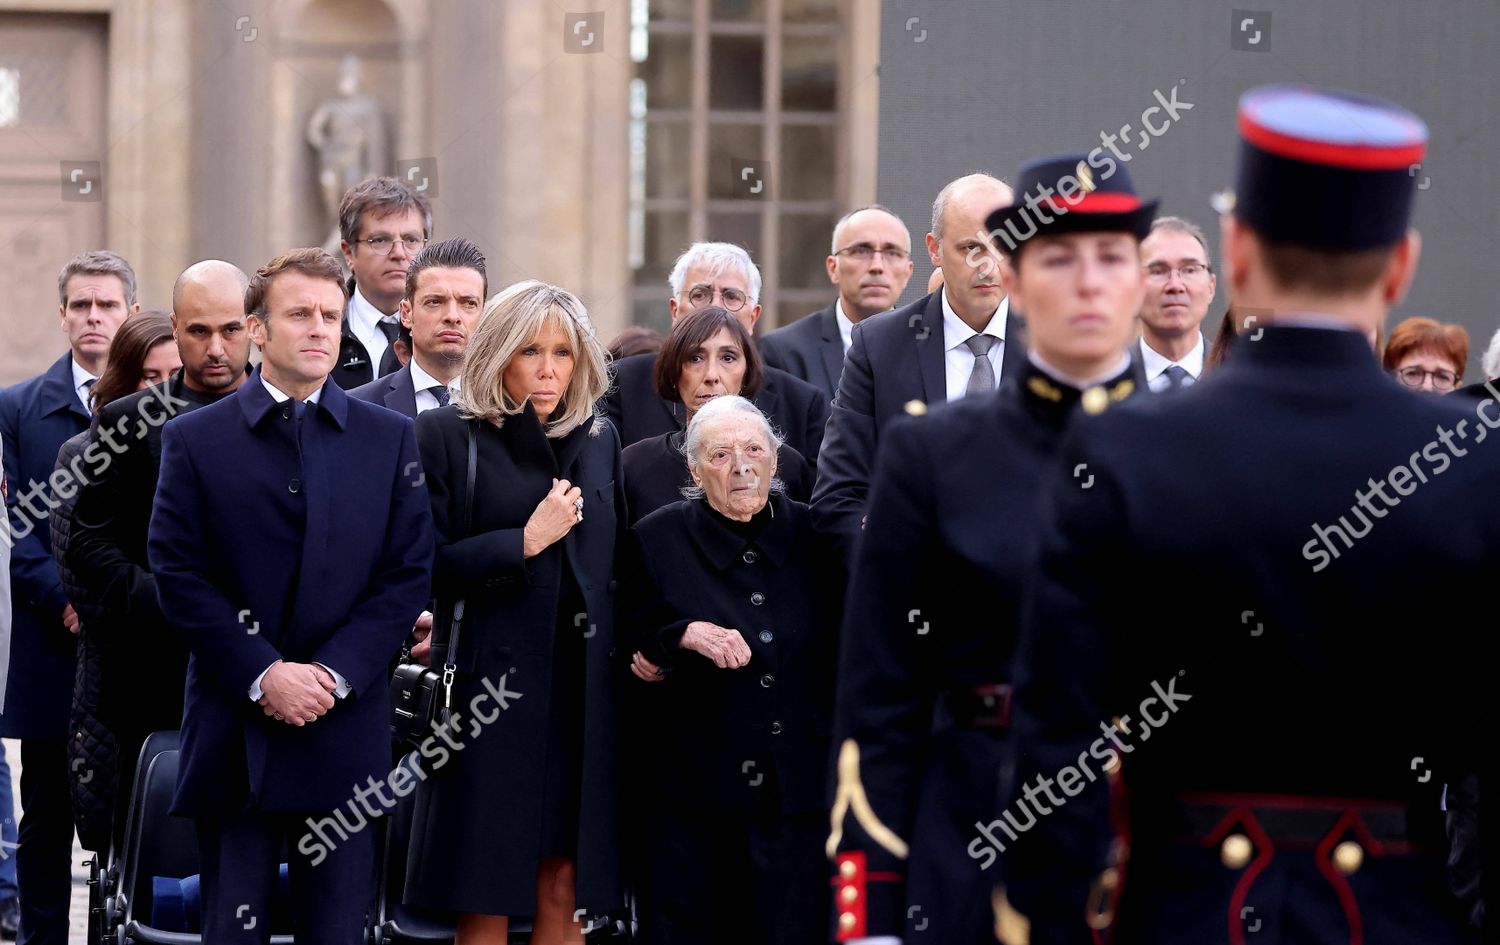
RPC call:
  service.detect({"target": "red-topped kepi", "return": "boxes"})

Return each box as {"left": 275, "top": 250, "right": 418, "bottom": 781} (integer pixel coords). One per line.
{"left": 1229, "top": 85, "right": 1428, "bottom": 249}
{"left": 984, "top": 152, "right": 1158, "bottom": 253}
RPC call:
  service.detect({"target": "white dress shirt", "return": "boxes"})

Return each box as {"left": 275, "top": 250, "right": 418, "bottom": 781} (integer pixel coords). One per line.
{"left": 941, "top": 289, "right": 1010, "bottom": 402}
{"left": 1140, "top": 332, "right": 1205, "bottom": 392}
{"left": 346, "top": 286, "right": 398, "bottom": 370}
{"left": 409, "top": 358, "right": 457, "bottom": 415}
{"left": 835, "top": 298, "right": 857, "bottom": 352}
{"left": 71, "top": 358, "right": 99, "bottom": 412}
{"left": 248, "top": 378, "right": 350, "bottom": 702}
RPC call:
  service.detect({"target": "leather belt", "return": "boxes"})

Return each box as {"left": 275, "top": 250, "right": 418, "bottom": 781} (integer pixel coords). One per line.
{"left": 945, "top": 683, "right": 1012, "bottom": 731}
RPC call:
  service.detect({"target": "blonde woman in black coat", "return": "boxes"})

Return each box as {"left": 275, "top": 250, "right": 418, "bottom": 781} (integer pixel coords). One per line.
{"left": 406, "top": 280, "right": 625, "bottom": 945}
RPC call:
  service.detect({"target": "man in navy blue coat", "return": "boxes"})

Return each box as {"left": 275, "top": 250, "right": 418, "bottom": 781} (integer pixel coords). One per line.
{"left": 148, "top": 248, "right": 433, "bottom": 945}
{"left": 1, "top": 250, "right": 137, "bottom": 945}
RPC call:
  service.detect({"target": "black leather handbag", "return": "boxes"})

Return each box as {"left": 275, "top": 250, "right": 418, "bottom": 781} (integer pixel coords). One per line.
{"left": 389, "top": 419, "right": 476, "bottom": 748}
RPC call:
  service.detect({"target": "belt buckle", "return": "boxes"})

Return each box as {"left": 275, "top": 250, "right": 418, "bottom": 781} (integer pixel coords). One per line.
{"left": 971, "top": 683, "right": 1013, "bottom": 729}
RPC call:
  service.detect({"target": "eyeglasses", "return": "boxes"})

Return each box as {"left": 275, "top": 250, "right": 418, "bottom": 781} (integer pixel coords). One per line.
{"left": 834, "top": 244, "right": 912, "bottom": 264}
{"left": 1144, "top": 262, "right": 1211, "bottom": 282}
{"left": 355, "top": 235, "right": 428, "bottom": 256}
{"left": 686, "top": 284, "right": 750, "bottom": 312}
{"left": 1395, "top": 366, "right": 1460, "bottom": 391}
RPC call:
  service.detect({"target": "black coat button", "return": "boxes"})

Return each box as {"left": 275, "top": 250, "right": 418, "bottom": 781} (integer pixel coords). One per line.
{"left": 770, "top": 721, "right": 783, "bottom": 734}
{"left": 742, "top": 550, "right": 758, "bottom": 564}
{"left": 608, "top": 580, "right": 618, "bottom": 593}
{"left": 288, "top": 478, "right": 301, "bottom": 494}
{"left": 282, "top": 406, "right": 292, "bottom": 420}
{"left": 750, "top": 592, "right": 765, "bottom": 606}
{"left": 758, "top": 630, "right": 773, "bottom": 644}
{"left": 760, "top": 673, "right": 774, "bottom": 688}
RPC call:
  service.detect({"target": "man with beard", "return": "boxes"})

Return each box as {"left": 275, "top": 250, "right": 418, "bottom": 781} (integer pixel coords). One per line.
{"left": 67, "top": 259, "right": 254, "bottom": 848}
{"left": 760, "top": 206, "right": 916, "bottom": 402}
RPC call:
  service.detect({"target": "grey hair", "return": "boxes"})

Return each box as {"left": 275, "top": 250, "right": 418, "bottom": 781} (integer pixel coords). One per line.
{"left": 1482, "top": 326, "right": 1500, "bottom": 380}
{"left": 1148, "top": 215, "right": 1212, "bottom": 257}
{"left": 929, "top": 172, "right": 1008, "bottom": 241}
{"left": 678, "top": 395, "right": 785, "bottom": 500}
{"left": 58, "top": 250, "right": 137, "bottom": 307}
{"left": 830, "top": 204, "right": 908, "bottom": 255}
{"left": 668, "top": 242, "right": 763, "bottom": 305}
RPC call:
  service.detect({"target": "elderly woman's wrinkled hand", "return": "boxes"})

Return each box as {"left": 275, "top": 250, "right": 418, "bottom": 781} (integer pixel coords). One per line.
{"left": 679, "top": 620, "right": 752, "bottom": 669}
{"left": 630, "top": 650, "right": 668, "bottom": 682}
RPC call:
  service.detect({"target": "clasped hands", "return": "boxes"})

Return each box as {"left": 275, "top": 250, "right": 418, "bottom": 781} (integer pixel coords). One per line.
{"left": 258, "top": 660, "right": 337, "bottom": 726}
{"left": 630, "top": 619, "right": 751, "bottom": 682}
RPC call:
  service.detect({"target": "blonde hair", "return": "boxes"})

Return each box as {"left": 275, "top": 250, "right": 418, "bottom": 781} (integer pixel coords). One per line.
{"left": 453, "top": 279, "right": 609, "bottom": 437}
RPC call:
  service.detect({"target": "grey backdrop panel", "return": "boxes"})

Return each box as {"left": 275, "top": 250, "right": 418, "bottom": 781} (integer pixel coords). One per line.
{"left": 877, "top": 0, "right": 1500, "bottom": 376}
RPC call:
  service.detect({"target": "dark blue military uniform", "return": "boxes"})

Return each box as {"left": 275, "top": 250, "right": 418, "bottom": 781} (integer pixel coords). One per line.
{"left": 1004, "top": 87, "right": 1484, "bottom": 945}
{"left": 828, "top": 356, "right": 1140, "bottom": 944}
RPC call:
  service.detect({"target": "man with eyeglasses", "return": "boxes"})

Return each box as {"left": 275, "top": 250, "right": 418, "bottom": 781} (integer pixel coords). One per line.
{"left": 812, "top": 174, "right": 1028, "bottom": 563}
{"left": 760, "top": 206, "right": 916, "bottom": 402}
{"left": 329, "top": 176, "right": 432, "bottom": 390}
{"left": 599, "top": 241, "right": 830, "bottom": 463}
{"left": 1136, "top": 216, "right": 1217, "bottom": 391}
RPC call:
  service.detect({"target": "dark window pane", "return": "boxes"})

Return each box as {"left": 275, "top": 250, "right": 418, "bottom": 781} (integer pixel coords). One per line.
{"left": 785, "top": 0, "right": 837, "bottom": 23}
{"left": 632, "top": 296, "right": 673, "bottom": 333}
{"left": 638, "top": 211, "right": 690, "bottom": 290}
{"left": 782, "top": 33, "right": 836, "bottom": 111}
{"left": 711, "top": 0, "right": 765, "bottom": 22}
{"left": 779, "top": 212, "right": 837, "bottom": 288}
{"left": 707, "top": 210, "right": 764, "bottom": 264}
{"left": 648, "top": 0, "right": 693, "bottom": 22}
{"left": 638, "top": 32, "right": 692, "bottom": 110}
{"left": 645, "top": 121, "right": 690, "bottom": 199}
{"left": 780, "top": 124, "right": 836, "bottom": 201}
{"left": 707, "top": 124, "right": 765, "bottom": 199}
{"left": 709, "top": 34, "right": 763, "bottom": 111}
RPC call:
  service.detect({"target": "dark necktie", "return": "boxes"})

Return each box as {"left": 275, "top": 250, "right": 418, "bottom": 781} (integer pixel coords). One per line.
{"left": 377, "top": 318, "right": 401, "bottom": 344}
{"left": 1163, "top": 364, "right": 1193, "bottom": 390}
{"left": 82, "top": 377, "right": 96, "bottom": 414}
{"left": 964, "top": 334, "right": 999, "bottom": 397}
{"left": 428, "top": 385, "right": 451, "bottom": 408}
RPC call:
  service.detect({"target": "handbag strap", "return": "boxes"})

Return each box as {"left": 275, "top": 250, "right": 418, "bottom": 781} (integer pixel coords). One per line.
{"left": 441, "top": 420, "right": 479, "bottom": 689}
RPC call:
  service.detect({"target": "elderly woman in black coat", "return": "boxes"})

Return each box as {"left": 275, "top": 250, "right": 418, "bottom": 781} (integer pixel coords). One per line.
{"left": 406, "top": 280, "right": 625, "bottom": 945}
{"left": 621, "top": 395, "right": 842, "bottom": 944}
{"left": 620, "top": 306, "right": 811, "bottom": 524}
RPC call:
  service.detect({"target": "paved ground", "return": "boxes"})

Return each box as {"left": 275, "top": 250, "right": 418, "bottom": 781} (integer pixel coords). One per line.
{"left": 3, "top": 737, "right": 91, "bottom": 944}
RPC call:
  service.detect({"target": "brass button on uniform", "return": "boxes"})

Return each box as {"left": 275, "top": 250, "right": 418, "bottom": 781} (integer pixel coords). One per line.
{"left": 1220, "top": 833, "right": 1253, "bottom": 870}
{"left": 839, "top": 860, "right": 857, "bottom": 880}
{"left": 838, "top": 913, "right": 857, "bottom": 932}
{"left": 840, "top": 886, "right": 858, "bottom": 904}
{"left": 1333, "top": 840, "right": 1364, "bottom": 875}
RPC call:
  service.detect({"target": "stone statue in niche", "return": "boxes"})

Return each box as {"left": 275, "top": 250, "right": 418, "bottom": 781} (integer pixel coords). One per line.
{"left": 307, "top": 54, "right": 387, "bottom": 251}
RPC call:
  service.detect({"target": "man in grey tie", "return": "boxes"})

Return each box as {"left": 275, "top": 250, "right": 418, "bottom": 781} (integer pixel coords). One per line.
{"left": 1136, "top": 216, "right": 1217, "bottom": 391}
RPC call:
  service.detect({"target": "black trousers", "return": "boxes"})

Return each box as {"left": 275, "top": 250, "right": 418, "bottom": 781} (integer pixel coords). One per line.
{"left": 16, "top": 738, "right": 73, "bottom": 945}
{"left": 195, "top": 808, "right": 376, "bottom": 945}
